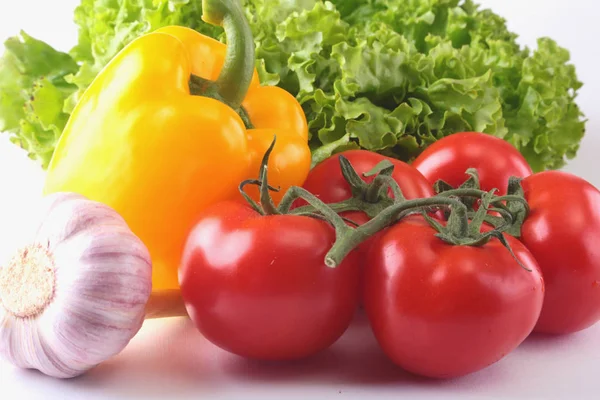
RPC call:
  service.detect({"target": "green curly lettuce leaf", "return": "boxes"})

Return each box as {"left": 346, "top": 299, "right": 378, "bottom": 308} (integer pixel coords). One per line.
{"left": 0, "top": 0, "right": 586, "bottom": 172}
{"left": 0, "top": 31, "right": 79, "bottom": 168}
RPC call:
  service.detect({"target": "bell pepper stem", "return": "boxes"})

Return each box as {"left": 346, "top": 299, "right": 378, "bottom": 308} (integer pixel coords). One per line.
{"left": 202, "top": 0, "right": 255, "bottom": 109}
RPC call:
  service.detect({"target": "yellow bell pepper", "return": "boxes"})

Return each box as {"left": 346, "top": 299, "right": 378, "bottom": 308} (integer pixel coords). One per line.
{"left": 43, "top": 0, "right": 311, "bottom": 290}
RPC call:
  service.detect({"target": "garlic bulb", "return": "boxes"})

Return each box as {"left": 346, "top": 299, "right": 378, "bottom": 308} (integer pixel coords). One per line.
{"left": 0, "top": 192, "right": 152, "bottom": 379}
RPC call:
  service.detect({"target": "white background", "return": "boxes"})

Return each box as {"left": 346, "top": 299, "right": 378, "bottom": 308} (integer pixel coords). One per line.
{"left": 1, "top": 0, "right": 599, "bottom": 398}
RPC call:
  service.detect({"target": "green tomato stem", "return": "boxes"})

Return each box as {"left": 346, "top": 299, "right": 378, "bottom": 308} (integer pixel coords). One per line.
{"left": 238, "top": 137, "right": 280, "bottom": 216}
{"left": 435, "top": 188, "right": 530, "bottom": 214}
{"left": 324, "top": 197, "right": 468, "bottom": 267}
{"left": 283, "top": 186, "right": 354, "bottom": 267}
{"left": 338, "top": 155, "right": 370, "bottom": 198}
{"left": 279, "top": 155, "right": 399, "bottom": 218}
{"left": 258, "top": 140, "right": 280, "bottom": 216}
{"left": 365, "top": 173, "right": 405, "bottom": 203}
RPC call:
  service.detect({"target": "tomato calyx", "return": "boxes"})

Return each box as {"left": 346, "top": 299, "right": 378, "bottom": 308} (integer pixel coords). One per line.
{"left": 238, "top": 138, "right": 284, "bottom": 216}
{"left": 433, "top": 169, "right": 529, "bottom": 238}
{"left": 284, "top": 156, "right": 401, "bottom": 220}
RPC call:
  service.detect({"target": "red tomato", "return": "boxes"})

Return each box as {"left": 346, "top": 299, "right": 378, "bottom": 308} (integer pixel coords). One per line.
{"left": 412, "top": 132, "right": 533, "bottom": 194}
{"left": 179, "top": 201, "right": 361, "bottom": 360}
{"left": 364, "top": 216, "right": 544, "bottom": 379}
{"left": 520, "top": 171, "right": 600, "bottom": 334}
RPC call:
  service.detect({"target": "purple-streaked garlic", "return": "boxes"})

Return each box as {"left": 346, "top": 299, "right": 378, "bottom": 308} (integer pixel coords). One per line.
{"left": 0, "top": 192, "right": 186, "bottom": 379}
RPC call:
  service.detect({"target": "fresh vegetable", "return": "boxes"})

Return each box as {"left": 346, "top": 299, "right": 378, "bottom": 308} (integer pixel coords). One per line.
{"left": 0, "top": 0, "right": 585, "bottom": 172}
{"left": 412, "top": 131, "right": 533, "bottom": 195}
{"left": 0, "top": 192, "right": 187, "bottom": 379}
{"left": 518, "top": 171, "right": 600, "bottom": 334}
{"left": 435, "top": 167, "right": 600, "bottom": 335}
{"left": 363, "top": 214, "right": 544, "bottom": 379}
{"left": 0, "top": 32, "right": 79, "bottom": 168}
{"left": 179, "top": 144, "right": 360, "bottom": 360}
{"left": 42, "top": 0, "right": 310, "bottom": 290}
{"left": 180, "top": 200, "right": 360, "bottom": 360}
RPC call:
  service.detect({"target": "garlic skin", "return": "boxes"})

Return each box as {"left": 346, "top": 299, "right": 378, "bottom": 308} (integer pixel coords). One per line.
{"left": 0, "top": 192, "right": 152, "bottom": 378}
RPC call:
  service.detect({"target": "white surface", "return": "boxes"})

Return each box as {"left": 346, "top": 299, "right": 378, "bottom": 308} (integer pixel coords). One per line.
{"left": 1, "top": 0, "right": 599, "bottom": 398}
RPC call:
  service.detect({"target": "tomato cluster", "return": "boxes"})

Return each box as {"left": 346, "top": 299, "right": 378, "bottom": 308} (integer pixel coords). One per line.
{"left": 178, "top": 132, "right": 600, "bottom": 379}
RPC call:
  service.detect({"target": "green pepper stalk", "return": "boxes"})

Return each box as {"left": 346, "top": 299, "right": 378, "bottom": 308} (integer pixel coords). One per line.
{"left": 188, "top": 0, "right": 256, "bottom": 128}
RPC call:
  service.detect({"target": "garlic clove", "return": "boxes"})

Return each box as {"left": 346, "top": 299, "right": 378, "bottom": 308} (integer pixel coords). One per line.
{"left": 0, "top": 192, "right": 152, "bottom": 378}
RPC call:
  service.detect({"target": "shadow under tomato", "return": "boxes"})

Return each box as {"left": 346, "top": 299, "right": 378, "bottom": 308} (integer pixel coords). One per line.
{"left": 64, "top": 309, "right": 520, "bottom": 398}
{"left": 220, "top": 309, "right": 428, "bottom": 386}
{"left": 520, "top": 328, "right": 590, "bottom": 352}
{"left": 220, "top": 309, "right": 518, "bottom": 391}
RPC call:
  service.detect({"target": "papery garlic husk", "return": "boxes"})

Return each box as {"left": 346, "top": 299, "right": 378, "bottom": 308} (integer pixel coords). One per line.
{"left": 0, "top": 192, "right": 152, "bottom": 378}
